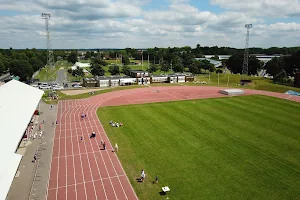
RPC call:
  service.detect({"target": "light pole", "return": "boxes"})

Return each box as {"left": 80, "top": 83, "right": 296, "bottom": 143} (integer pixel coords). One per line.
{"left": 242, "top": 24, "right": 252, "bottom": 80}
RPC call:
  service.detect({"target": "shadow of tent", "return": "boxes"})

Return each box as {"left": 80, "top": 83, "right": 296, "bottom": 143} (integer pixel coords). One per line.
{"left": 159, "top": 191, "right": 167, "bottom": 196}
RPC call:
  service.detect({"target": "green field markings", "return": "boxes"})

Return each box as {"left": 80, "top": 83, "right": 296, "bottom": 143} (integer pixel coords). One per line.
{"left": 98, "top": 96, "right": 300, "bottom": 200}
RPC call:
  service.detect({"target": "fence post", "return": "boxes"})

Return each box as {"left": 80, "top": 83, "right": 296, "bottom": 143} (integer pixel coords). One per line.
{"left": 227, "top": 74, "right": 229, "bottom": 86}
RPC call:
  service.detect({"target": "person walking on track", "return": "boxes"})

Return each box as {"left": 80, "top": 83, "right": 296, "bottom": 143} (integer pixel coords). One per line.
{"left": 103, "top": 142, "right": 106, "bottom": 150}
{"left": 32, "top": 154, "right": 37, "bottom": 163}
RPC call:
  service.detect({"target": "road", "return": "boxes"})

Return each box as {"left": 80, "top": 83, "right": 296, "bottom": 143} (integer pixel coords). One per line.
{"left": 56, "top": 68, "right": 66, "bottom": 85}
{"left": 0, "top": 73, "right": 10, "bottom": 82}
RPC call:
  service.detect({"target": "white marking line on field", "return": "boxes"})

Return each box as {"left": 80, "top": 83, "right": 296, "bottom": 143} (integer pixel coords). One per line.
{"left": 60, "top": 120, "right": 100, "bottom": 126}
{"left": 52, "top": 151, "right": 103, "bottom": 159}
{"left": 54, "top": 132, "right": 106, "bottom": 139}
{"left": 164, "top": 91, "right": 185, "bottom": 100}
{"left": 172, "top": 91, "right": 187, "bottom": 99}
{"left": 48, "top": 175, "right": 126, "bottom": 191}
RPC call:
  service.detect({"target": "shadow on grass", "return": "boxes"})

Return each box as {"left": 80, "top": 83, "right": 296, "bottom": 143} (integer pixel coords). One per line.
{"left": 159, "top": 191, "right": 167, "bottom": 196}
{"left": 136, "top": 178, "right": 143, "bottom": 183}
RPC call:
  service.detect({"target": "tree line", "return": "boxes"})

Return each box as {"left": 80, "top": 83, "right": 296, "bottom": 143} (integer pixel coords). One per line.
{"left": 0, "top": 48, "right": 47, "bottom": 81}
{"left": 1, "top": 45, "right": 300, "bottom": 86}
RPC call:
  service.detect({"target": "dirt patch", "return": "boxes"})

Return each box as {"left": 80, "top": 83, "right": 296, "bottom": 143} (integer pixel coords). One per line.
{"left": 61, "top": 88, "right": 106, "bottom": 95}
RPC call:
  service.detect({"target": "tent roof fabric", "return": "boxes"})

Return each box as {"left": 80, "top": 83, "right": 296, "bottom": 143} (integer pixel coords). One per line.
{"left": 0, "top": 80, "right": 44, "bottom": 200}
{"left": 72, "top": 62, "right": 91, "bottom": 69}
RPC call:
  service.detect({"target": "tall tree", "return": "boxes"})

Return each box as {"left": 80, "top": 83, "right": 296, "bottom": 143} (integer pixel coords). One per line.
{"left": 91, "top": 65, "right": 105, "bottom": 76}
{"left": 265, "top": 57, "right": 284, "bottom": 76}
{"left": 248, "top": 56, "right": 262, "bottom": 75}
{"left": 91, "top": 57, "right": 107, "bottom": 67}
{"left": 121, "top": 65, "right": 131, "bottom": 76}
{"left": 72, "top": 66, "right": 85, "bottom": 77}
{"left": 85, "top": 51, "right": 91, "bottom": 59}
{"left": 0, "top": 60, "right": 5, "bottom": 75}
{"left": 109, "top": 65, "right": 120, "bottom": 75}
{"left": 67, "top": 52, "right": 78, "bottom": 64}
{"left": 161, "top": 61, "right": 170, "bottom": 72}
{"left": 226, "top": 54, "right": 243, "bottom": 74}
{"left": 189, "top": 60, "right": 202, "bottom": 74}
{"left": 9, "top": 59, "right": 34, "bottom": 81}
{"left": 29, "top": 57, "right": 44, "bottom": 72}
{"left": 121, "top": 55, "right": 130, "bottom": 65}
{"left": 148, "top": 64, "right": 158, "bottom": 73}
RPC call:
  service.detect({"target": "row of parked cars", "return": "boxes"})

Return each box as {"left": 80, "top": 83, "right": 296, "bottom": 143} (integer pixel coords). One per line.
{"left": 32, "top": 82, "right": 64, "bottom": 90}
{"left": 31, "top": 82, "right": 83, "bottom": 90}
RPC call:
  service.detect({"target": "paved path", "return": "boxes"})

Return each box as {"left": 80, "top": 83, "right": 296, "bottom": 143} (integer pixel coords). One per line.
{"left": 46, "top": 86, "right": 299, "bottom": 200}
{"left": 56, "top": 68, "right": 66, "bottom": 85}
{"left": 0, "top": 73, "right": 10, "bottom": 81}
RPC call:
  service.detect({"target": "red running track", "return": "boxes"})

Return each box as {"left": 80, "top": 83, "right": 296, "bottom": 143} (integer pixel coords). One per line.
{"left": 46, "top": 86, "right": 300, "bottom": 200}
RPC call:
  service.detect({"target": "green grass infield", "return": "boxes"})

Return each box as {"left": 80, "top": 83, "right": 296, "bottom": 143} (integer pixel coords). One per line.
{"left": 97, "top": 95, "right": 300, "bottom": 200}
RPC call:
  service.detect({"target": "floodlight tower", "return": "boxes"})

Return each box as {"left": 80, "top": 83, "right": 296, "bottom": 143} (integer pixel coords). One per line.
{"left": 42, "top": 13, "right": 55, "bottom": 68}
{"left": 242, "top": 24, "right": 252, "bottom": 80}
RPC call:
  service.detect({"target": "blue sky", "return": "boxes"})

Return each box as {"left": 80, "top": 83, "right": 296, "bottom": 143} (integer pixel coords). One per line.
{"left": 0, "top": 0, "right": 299, "bottom": 49}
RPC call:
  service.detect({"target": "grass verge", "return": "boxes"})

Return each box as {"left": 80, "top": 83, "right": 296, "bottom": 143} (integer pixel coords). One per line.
{"left": 42, "top": 85, "right": 146, "bottom": 104}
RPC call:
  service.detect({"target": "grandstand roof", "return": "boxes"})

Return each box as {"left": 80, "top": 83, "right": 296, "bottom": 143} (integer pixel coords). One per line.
{"left": 0, "top": 80, "right": 44, "bottom": 200}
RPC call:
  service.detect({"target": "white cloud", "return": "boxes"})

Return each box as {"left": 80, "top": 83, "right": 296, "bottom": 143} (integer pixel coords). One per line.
{"left": 210, "top": 0, "right": 300, "bottom": 17}
{"left": 0, "top": 0, "right": 299, "bottom": 48}
{"left": 144, "top": 3, "right": 217, "bottom": 25}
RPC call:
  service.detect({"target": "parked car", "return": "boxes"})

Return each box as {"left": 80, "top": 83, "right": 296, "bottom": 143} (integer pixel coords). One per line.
{"left": 73, "top": 84, "right": 82, "bottom": 88}
{"left": 31, "top": 85, "right": 39, "bottom": 88}
{"left": 52, "top": 86, "right": 64, "bottom": 90}
{"left": 39, "top": 85, "right": 51, "bottom": 90}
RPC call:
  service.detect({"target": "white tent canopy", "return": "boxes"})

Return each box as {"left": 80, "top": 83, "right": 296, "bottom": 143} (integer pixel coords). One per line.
{"left": 71, "top": 62, "right": 91, "bottom": 70}
{"left": 0, "top": 80, "right": 44, "bottom": 200}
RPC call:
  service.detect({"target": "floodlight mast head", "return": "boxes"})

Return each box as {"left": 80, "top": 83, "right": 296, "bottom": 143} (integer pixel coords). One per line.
{"left": 42, "top": 13, "right": 50, "bottom": 19}
{"left": 245, "top": 24, "right": 252, "bottom": 29}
